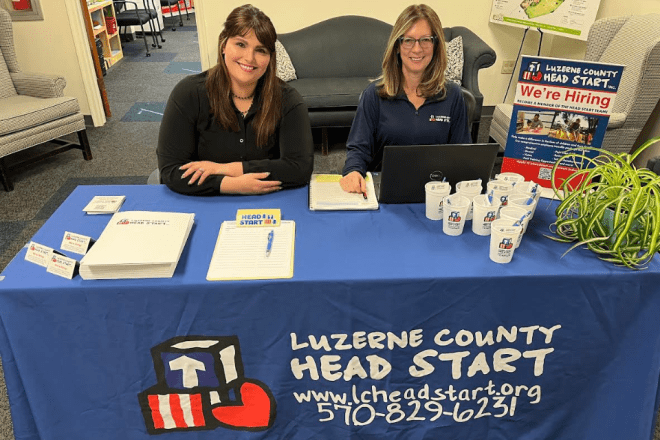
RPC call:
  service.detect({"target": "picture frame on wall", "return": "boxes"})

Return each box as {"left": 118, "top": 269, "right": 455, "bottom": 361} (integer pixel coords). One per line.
{"left": 1, "top": 0, "right": 44, "bottom": 21}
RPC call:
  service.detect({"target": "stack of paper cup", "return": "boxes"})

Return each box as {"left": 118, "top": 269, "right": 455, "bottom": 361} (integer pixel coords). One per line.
{"left": 471, "top": 194, "right": 502, "bottom": 236}
{"left": 442, "top": 194, "right": 470, "bottom": 236}
{"left": 456, "top": 179, "right": 482, "bottom": 221}
{"left": 425, "top": 181, "right": 451, "bottom": 220}
{"left": 486, "top": 180, "right": 514, "bottom": 208}
{"left": 499, "top": 206, "right": 532, "bottom": 248}
{"left": 490, "top": 219, "right": 522, "bottom": 263}
{"left": 495, "top": 172, "right": 525, "bottom": 188}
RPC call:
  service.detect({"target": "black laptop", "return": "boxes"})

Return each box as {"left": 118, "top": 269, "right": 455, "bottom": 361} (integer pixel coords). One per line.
{"left": 374, "top": 143, "right": 500, "bottom": 203}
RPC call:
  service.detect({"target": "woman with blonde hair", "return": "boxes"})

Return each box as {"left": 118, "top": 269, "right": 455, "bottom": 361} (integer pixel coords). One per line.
{"left": 157, "top": 4, "right": 313, "bottom": 195}
{"left": 340, "top": 4, "right": 471, "bottom": 194}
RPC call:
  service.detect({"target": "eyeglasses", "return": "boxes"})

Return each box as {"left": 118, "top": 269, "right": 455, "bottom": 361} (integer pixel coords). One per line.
{"left": 398, "top": 35, "right": 436, "bottom": 49}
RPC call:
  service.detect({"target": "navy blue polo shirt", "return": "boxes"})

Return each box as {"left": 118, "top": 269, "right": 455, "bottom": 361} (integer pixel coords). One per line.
{"left": 342, "top": 81, "right": 471, "bottom": 176}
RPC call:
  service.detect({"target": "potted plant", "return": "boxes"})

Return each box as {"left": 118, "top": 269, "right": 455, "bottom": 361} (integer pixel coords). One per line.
{"left": 104, "top": 7, "right": 117, "bottom": 35}
{"left": 548, "top": 136, "right": 660, "bottom": 269}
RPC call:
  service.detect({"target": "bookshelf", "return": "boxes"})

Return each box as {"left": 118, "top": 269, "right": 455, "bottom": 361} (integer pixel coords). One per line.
{"left": 87, "top": 0, "right": 123, "bottom": 68}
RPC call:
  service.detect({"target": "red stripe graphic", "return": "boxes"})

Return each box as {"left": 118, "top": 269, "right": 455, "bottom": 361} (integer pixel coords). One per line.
{"left": 148, "top": 395, "right": 165, "bottom": 429}
{"left": 190, "top": 393, "right": 205, "bottom": 427}
{"left": 169, "top": 394, "right": 188, "bottom": 428}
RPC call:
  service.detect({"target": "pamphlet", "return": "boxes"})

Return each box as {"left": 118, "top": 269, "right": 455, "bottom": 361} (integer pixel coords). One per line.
{"left": 83, "top": 196, "right": 126, "bottom": 214}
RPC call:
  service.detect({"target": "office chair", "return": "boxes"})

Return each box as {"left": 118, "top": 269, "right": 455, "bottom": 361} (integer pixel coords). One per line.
{"left": 160, "top": 0, "right": 185, "bottom": 31}
{"left": 113, "top": 0, "right": 164, "bottom": 57}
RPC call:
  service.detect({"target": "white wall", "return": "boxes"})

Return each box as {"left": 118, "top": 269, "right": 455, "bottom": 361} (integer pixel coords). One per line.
{"left": 195, "top": 0, "right": 660, "bottom": 155}
{"left": 7, "top": 0, "right": 105, "bottom": 125}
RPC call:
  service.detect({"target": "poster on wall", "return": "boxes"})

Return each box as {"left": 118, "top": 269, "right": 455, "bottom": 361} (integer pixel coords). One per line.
{"left": 0, "top": 0, "right": 44, "bottom": 21}
{"left": 489, "top": 0, "right": 602, "bottom": 41}
{"left": 500, "top": 55, "right": 624, "bottom": 189}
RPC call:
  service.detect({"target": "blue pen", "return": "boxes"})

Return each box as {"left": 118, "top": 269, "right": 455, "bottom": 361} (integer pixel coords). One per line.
{"left": 513, "top": 215, "right": 526, "bottom": 227}
{"left": 526, "top": 197, "right": 534, "bottom": 205}
{"left": 266, "top": 229, "right": 274, "bottom": 257}
{"left": 487, "top": 190, "right": 493, "bottom": 205}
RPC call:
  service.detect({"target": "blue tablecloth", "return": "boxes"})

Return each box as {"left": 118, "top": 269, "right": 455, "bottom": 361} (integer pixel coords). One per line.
{"left": 1, "top": 185, "right": 659, "bottom": 440}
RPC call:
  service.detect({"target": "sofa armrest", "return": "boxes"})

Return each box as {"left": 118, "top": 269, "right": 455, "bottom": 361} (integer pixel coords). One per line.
{"left": 10, "top": 72, "right": 66, "bottom": 98}
{"left": 447, "top": 26, "right": 496, "bottom": 107}
{"left": 460, "top": 87, "right": 477, "bottom": 125}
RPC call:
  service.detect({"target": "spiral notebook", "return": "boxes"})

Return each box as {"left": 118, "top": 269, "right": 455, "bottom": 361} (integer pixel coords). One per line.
{"left": 309, "top": 173, "right": 379, "bottom": 210}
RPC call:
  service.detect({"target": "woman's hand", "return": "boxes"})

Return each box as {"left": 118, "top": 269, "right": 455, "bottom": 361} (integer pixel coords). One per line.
{"left": 180, "top": 161, "right": 243, "bottom": 185}
{"left": 340, "top": 171, "right": 366, "bottom": 194}
{"left": 220, "top": 173, "right": 281, "bottom": 195}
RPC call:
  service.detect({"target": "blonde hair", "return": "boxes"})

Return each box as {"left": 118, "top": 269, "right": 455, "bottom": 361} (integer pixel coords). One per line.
{"left": 206, "top": 4, "right": 282, "bottom": 147}
{"left": 376, "top": 4, "right": 447, "bottom": 99}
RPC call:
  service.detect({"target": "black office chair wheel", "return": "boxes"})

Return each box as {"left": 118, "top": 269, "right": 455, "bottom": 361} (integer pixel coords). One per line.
{"left": 146, "top": 53, "right": 151, "bottom": 57}
{"left": 179, "top": 22, "right": 183, "bottom": 26}
{"left": 157, "top": 44, "right": 162, "bottom": 49}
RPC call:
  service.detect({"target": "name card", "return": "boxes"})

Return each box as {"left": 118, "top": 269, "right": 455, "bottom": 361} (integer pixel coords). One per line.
{"left": 46, "top": 254, "right": 79, "bottom": 279}
{"left": 235, "top": 209, "right": 281, "bottom": 227}
{"left": 61, "top": 231, "right": 94, "bottom": 255}
{"left": 25, "top": 242, "right": 60, "bottom": 267}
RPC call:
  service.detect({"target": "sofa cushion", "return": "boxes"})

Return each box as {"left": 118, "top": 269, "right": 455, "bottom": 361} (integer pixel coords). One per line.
{"left": 288, "top": 77, "right": 372, "bottom": 109}
{"left": 275, "top": 40, "right": 296, "bottom": 82}
{"left": 0, "top": 94, "right": 80, "bottom": 136}
{"left": 445, "top": 36, "right": 463, "bottom": 86}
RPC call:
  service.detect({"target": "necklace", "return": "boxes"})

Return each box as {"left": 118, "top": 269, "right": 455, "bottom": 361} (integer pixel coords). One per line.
{"left": 232, "top": 92, "right": 254, "bottom": 100}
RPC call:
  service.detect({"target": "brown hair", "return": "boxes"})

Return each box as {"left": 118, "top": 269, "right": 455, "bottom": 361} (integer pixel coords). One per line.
{"left": 376, "top": 4, "right": 447, "bottom": 99}
{"left": 205, "top": 4, "right": 282, "bottom": 147}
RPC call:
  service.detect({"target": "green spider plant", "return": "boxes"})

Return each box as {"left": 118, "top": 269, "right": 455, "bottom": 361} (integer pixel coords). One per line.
{"left": 548, "top": 136, "right": 660, "bottom": 269}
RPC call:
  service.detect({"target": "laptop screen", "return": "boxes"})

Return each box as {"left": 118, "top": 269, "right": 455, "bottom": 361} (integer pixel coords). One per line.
{"left": 377, "top": 143, "right": 500, "bottom": 204}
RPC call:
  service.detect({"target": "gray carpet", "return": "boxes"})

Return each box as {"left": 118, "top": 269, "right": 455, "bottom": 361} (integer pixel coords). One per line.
{"left": 0, "top": 12, "right": 658, "bottom": 440}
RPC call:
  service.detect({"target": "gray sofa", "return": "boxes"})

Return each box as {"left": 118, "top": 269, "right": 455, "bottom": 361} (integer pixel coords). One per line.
{"left": 278, "top": 16, "right": 496, "bottom": 154}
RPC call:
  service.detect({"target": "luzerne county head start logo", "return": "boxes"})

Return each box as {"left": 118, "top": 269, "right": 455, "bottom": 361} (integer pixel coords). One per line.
{"left": 499, "top": 238, "right": 514, "bottom": 250}
{"left": 522, "top": 61, "right": 543, "bottom": 82}
{"left": 448, "top": 211, "right": 461, "bottom": 222}
{"left": 139, "top": 336, "right": 276, "bottom": 435}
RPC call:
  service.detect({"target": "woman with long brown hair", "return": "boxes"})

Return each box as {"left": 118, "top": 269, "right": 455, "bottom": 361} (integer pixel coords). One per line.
{"left": 157, "top": 4, "right": 313, "bottom": 195}
{"left": 340, "top": 4, "right": 471, "bottom": 194}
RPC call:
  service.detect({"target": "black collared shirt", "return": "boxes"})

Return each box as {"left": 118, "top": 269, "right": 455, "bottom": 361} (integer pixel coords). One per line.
{"left": 157, "top": 72, "right": 314, "bottom": 195}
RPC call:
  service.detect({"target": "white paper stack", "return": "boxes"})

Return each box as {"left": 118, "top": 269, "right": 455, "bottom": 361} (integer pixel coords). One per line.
{"left": 83, "top": 196, "right": 126, "bottom": 214}
{"left": 80, "top": 211, "right": 195, "bottom": 280}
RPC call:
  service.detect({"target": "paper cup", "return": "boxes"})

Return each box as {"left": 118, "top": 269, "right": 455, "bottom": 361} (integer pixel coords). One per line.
{"left": 425, "top": 182, "right": 451, "bottom": 220}
{"left": 442, "top": 194, "right": 470, "bottom": 236}
{"left": 508, "top": 194, "right": 538, "bottom": 220}
{"left": 495, "top": 172, "right": 525, "bottom": 187}
{"left": 471, "top": 194, "right": 502, "bottom": 236}
{"left": 490, "top": 219, "right": 522, "bottom": 264}
{"left": 456, "top": 180, "right": 482, "bottom": 221}
{"left": 513, "top": 181, "right": 542, "bottom": 205}
{"left": 499, "top": 206, "right": 532, "bottom": 248}
{"left": 486, "top": 181, "right": 514, "bottom": 207}
{"left": 455, "top": 179, "right": 483, "bottom": 193}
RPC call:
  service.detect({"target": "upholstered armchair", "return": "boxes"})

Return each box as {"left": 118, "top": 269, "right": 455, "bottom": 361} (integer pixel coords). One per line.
{"left": 0, "top": 7, "right": 92, "bottom": 191}
{"left": 490, "top": 14, "right": 660, "bottom": 155}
